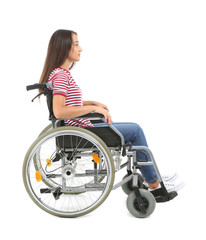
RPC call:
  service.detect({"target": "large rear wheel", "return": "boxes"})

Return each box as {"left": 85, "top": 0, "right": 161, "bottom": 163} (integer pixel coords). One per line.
{"left": 23, "top": 126, "right": 115, "bottom": 217}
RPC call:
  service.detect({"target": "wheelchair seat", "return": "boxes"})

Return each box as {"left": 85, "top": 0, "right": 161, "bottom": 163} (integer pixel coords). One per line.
{"left": 85, "top": 126, "right": 122, "bottom": 147}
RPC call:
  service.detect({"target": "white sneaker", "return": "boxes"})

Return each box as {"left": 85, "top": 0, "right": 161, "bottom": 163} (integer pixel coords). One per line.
{"left": 160, "top": 173, "right": 178, "bottom": 182}
{"left": 144, "top": 173, "right": 178, "bottom": 188}
{"left": 163, "top": 181, "right": 185, "bottom": 193}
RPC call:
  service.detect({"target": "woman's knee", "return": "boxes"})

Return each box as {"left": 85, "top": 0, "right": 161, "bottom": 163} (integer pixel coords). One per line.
{"left": 131, "top": 123, "right": 142, "bottom": 135}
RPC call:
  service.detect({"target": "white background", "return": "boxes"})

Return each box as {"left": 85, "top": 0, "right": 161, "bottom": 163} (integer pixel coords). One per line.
{"left": 1, "top": 0, "right": 205, "bottom": 239}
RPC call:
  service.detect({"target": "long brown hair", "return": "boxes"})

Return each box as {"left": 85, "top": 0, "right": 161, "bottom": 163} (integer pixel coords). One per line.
{"left": 39, "top": 29, "right": 77, "bottom": 88}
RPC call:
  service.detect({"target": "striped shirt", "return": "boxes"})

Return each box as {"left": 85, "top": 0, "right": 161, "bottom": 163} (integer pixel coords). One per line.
{"left": 48, "top": 68, "right": 93, "bottom": 127}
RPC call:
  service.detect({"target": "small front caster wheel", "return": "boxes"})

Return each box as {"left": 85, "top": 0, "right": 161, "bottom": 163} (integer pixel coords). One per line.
{"left": 126, "top": 189, "right": 156, "bottom": 218}
{"left": 121, "top": 173, "right": 145, "bottom": 195}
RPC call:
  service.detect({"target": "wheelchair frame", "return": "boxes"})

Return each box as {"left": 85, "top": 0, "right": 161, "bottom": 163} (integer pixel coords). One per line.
{"left": 23, "top": 83, "right": 177, "bottom": 218}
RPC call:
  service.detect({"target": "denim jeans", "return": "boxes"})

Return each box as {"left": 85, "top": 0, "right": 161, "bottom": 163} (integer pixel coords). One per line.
{"left": 94, "top": 122, "right": 158, "bottom": 183}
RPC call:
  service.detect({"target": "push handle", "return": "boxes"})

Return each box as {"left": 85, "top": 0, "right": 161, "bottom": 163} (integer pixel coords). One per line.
{"left": 26, "top": 83, "right": 51, "bottom": 102}
{"left": 26, "top": 83, "right": 46, "bottom": 91}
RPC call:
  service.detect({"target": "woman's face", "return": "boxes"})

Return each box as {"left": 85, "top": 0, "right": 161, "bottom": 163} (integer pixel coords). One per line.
{"left": 68, "top": 34, "right": 82, "bottom": 62}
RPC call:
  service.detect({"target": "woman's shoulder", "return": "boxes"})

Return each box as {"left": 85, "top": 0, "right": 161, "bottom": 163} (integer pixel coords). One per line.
{"left": 48, "top": 68, "right": 71, "bottom": 81}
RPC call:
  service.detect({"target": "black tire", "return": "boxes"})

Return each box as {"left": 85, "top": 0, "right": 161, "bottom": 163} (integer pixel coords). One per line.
{"left": 126, "top": 189, "right": 156, "bottom": 218}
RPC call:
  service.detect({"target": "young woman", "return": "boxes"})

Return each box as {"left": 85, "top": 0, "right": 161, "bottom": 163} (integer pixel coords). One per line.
{"left": 39, "top": 29, "right": 184, "bottom": 192}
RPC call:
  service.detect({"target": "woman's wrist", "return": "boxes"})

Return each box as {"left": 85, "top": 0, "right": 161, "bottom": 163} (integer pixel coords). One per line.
{"left": 88, "top": 105, "right": 97, "bottom": 113}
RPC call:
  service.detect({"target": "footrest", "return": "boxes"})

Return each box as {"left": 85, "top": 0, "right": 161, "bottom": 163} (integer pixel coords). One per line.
{"left": 155, "top": 191, "right": 178, "bottom": 203}
{"left": 150, "top": 188, "right": 178, "bottom": 203}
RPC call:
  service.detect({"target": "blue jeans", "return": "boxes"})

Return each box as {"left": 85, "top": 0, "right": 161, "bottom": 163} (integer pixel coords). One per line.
{"left": 94, "top": 122, "right": 158, "bottom": 183}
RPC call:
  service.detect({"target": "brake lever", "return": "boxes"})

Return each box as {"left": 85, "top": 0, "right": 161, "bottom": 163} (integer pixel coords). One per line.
{"left": 31, "top": 91, "right": 46, "bottom": 102}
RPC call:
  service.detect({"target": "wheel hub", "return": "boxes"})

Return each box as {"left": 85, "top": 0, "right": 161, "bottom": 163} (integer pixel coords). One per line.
{"left": 62, "top": 165, "right": 75, "bottom": 179}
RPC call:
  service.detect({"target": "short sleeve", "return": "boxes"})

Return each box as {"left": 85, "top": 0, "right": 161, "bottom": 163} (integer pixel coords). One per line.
{"left": 52, "top": 71, "right": 69, "bottom": 97}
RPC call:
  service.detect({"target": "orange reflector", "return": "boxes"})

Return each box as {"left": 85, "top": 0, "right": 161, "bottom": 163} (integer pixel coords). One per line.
{"left": 35, "top": 171, "right": 41, "bottom": 182}
{"left": 46, "top": 158, "right": 52, "bottom": 167}
{"left": 92, "top": 153, "right": 100, "bottom": 163}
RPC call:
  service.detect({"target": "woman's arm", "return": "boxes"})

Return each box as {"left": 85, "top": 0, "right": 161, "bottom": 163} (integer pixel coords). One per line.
{"left": 53, "top": 95, "right": 112, "bottom": 124}
{"left": 83, "top": 101, "right": 109, "bottom": 111}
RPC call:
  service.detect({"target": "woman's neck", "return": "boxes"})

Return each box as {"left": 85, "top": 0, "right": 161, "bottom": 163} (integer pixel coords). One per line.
{"left": 60, "top": 59, "right": 72, "bottom": 70}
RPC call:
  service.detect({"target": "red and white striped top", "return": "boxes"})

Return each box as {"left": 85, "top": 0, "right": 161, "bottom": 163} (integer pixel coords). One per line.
{"left": 48, "top": 68, "right": 93, "bottom": 127}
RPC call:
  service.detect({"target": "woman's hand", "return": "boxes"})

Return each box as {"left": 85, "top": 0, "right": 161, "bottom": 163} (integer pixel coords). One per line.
{"left": 83, "top": 101, "right": 109, "bottom": 111}
{"left": 83, "top": 101, "right": 111, "bottom": 124}
{"left": 94, "top": 106, "right": 112, "bottom": 124}
{"left": 95, "top": 102, "right": 109, "bottom": 111}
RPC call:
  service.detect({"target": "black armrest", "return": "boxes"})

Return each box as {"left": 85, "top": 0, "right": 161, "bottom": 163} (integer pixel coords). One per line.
{"left": 53, "top": 113, "right": 105, "bottom": 126}
{"left": 80, "top": 113, "right": 104, "bottom": 119}
{"left": 77, "top": 113, "right": 105, "bottom": 124}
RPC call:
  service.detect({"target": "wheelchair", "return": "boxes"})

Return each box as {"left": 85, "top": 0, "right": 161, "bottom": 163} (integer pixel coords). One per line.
{"left": 23, "top": 83, "right": 178, "bottom": 218}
